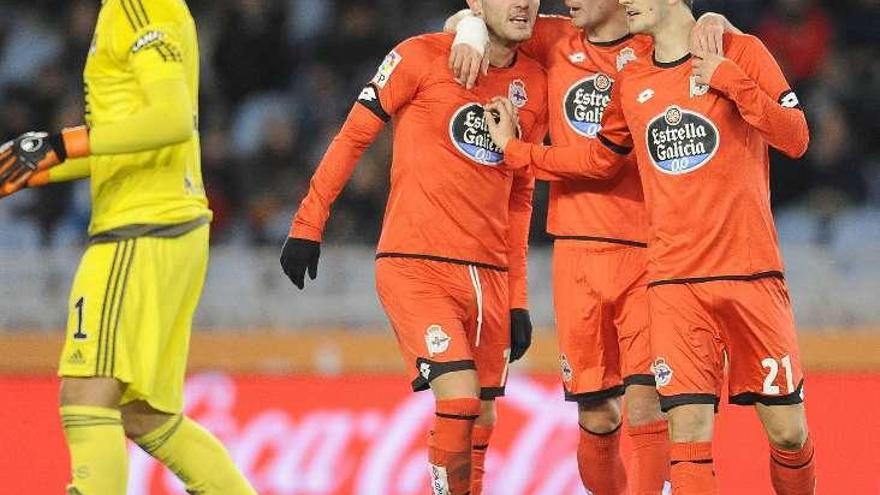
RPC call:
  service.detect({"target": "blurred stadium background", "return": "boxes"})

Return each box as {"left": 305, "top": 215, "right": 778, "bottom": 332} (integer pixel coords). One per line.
{"left": 1, "top": 0, "right": 878, "bottom": 494}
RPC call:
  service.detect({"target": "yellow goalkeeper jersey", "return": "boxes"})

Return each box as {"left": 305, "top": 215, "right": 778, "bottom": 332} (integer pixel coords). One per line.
{"left": 83, "top": 0, "right": 210, "bottom": 237}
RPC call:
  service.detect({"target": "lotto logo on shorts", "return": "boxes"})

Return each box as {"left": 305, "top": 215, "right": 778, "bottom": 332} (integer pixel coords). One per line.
{"left": 429, "top": 463, "right": 450, "bottom": 495}
{"left": 419, "top": 362, "right": 432, "bottom": 380}
{"left": 425, "top": 325, "right": 451, "bottom": 357}
{"left": 651, "top": 358, "right": 674, "bottom": 388}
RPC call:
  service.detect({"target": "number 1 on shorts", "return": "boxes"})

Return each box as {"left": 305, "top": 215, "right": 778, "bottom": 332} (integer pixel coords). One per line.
{"left": 73, "top": 297, "right": 88, "bottom": 340}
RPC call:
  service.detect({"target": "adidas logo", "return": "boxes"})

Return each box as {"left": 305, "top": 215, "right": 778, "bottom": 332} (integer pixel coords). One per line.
{"left": 68, "top": 349, "right": 86, "bottom": 365}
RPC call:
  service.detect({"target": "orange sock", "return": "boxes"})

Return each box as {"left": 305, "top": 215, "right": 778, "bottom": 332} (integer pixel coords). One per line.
{"left": 770, "top": 436, "right": 816, "bottom": 495}
{"left": 428, "top": 398, "right": 481, "bottom": 495}
{"left": 628, "top": 420, "right": 671, "bottom": 495}
{"left": 470, "top": 423, "right": 493, "bottom": 495}
{"left": 577, "top": 424, "right": 627, "bottom": 495}
{"left": 670, "top": 442, "right": 717, "bottom": 495}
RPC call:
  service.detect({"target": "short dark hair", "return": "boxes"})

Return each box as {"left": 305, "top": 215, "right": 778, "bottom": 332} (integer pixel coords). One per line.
{"left": 683, "top": 0, "right": 694, "bottom": 8}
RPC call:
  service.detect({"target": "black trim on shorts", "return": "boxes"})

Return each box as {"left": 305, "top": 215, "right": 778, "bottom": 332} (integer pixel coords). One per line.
{"left": 377, "top": 252, "right": 507, "bottom": 272}
{"left": 436, "top": 412, "right": 480, "bottom": 421}
{"left": 95, "top": 242, "right": 123, "bottom": 376}
{"left": 729, "top": 379, "right": 805, "bottom": 407}
{"left": 109, "top": 239, "right": 137, "bottom": 377}
{"left": 671, "top": 459, "right": 713, "bottom": 466}
{"left": 411, "top": 358, "right": 476, "bottom": 392}
{"left": 473, "top": 444, "right": 489, "bottom": 451}
{"left": 598, "top": 134, "right": 632, "bottom": 155}
{"left": 623, "top": 374, "right": 657, "bottom": 388}
{"left": 659, "top": 393, "right": 720, "bottom": 413}
{"left": 648, "top": 271, "right": 785, "bottom": 288}
{"left": 579, "top": 422, "right": 622, "bottom": 436}
{"left": 96, "top": 240, "right": 136, "bottom": 377}
{"left": 565, "top": 384, "right": 625, "bottom": 405}
{"left": 552, "top": 235, "right": 647, "bottom": 248}
{"left": 480, "top": 387, "right": 505, "bottom": 400}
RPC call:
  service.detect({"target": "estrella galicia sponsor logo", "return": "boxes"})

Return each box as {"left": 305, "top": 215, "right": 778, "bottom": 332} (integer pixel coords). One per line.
{"left": 563, "top": 73, "right": 613, "bottom": 138}
{"left": 449, "top": 103, "right": 504, "bottom": 166}
{"left": 646, "top": 106, "right": 719, "bottom": 175}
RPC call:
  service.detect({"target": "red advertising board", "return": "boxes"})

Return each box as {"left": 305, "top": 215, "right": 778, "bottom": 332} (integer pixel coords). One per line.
{"left": 1, "top": 372, "right": 878, "bottom": 494}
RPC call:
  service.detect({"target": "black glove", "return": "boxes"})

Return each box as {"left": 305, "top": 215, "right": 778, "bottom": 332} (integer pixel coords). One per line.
{"left": 280, "top": 237, "right": 321, "bottom": 289}
{"left": 0, "top": 131, "right": 65, "bottom": 197}
{"left": 509, "top": 308, "right": 533, "bottom": 362}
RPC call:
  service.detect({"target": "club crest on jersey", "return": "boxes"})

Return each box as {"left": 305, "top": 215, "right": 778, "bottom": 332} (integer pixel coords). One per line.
{"left": 617, "top": 47, "right": 637, "bottom": 71}
{"left": 425, "top": 325, "right": 451, "bottom": 357}
{"left": 651, "top": 358, "right": 674, "bottom": 387}
{"left": 449, "top": 103, "right": 505, "bottom": 166}
{"left": 689, "top": 75, "right": 710, "bottom": 98}
{"left": 563, "top": 73, "right": 613, "bottom": 138}
{"left": 372, "top": 50, "right": 402, "bottom": 88}
{"left": 646, "top": 106, "right": 719, "bottom": 175}
{"left": 508, "top": 79, "right": 529, "bottom": 108}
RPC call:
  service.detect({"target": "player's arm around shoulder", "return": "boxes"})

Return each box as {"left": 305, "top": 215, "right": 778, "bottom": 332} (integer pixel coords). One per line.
{"left": 695, "top": 33, "right": 809, "bottom": 158}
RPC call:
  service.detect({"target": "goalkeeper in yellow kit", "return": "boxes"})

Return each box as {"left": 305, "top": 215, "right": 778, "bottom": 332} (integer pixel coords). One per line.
{"left": 0, "top": 1, "right": 255, "bottom": 493}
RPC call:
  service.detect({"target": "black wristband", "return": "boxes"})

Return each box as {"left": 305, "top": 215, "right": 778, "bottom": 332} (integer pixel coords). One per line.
{"left": 47, "top": 133, "right": 67, "bottom": 162}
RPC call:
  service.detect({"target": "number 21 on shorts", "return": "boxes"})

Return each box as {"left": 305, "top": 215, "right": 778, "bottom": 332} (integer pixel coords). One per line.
{"left": 762, "top": 355, "right": 794, "bottom": 395}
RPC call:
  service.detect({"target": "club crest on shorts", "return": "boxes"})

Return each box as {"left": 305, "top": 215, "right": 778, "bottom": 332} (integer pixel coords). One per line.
{"left": 651, "top": 358, "right": 674, "bottom": 387}
{"left": 425, "top": 324, "right": 451, "bottom": 357}
{"left": 429, "top": 463, "right": 450, "bottom": 495}
{"left": 559, "top": 354, "right": 573, "bottom": 382}
{"left": 509, "top": 79, "right": 528, "bottom": 108}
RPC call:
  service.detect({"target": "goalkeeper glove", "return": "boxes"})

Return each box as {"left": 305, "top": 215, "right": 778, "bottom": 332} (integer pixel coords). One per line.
{"left": 0, "top": 126, "right": 89, "bottom": 198}
{"left": 280, "top": 237, "right": 321, "bottom": 289}
{"left": 509, "top": 308, "right": 533, "bottom": 362}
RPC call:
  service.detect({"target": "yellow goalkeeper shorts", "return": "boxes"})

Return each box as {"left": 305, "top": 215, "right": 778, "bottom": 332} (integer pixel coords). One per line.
{"left": 58, "top": 224, "right": 209, "bottom": 413}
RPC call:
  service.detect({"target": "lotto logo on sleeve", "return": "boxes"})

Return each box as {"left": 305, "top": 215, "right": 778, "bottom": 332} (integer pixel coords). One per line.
{"left": 563, "top": 73, "right": 613, "bottom": 138}
{"left": 646, "top": 106, "right": 719, "bottom": 175}
{"left": 372, "top": 50, "right": 402, "bottom": 88}
{"left": 449, "top": 103, "right": 505, "bottom": 166}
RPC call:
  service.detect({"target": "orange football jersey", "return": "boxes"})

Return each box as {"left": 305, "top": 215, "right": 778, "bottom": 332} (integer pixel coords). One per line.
{"left": 291, "top": 33, "right": 548, "bottom": 307}
{"left": 520, "top": 16, "right": 651, "bottom": 245}
{"left": 505, "top": 33, "right": 808, "bottom": 284}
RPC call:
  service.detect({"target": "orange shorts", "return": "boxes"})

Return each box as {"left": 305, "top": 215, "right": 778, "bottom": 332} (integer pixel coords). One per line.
{"left": 552, "top": 240, "right": 654, "bottom": 404}
{"left": 375, "top": 256, "right": 511, "bottom": 400}
{"left": 648, "top": 276, "right": 805, "bottom": 412}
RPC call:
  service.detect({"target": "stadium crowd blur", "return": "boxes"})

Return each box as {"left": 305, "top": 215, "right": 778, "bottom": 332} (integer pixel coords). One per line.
{"left": 1, "top": 0, "right": 878, "bottom": 248}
